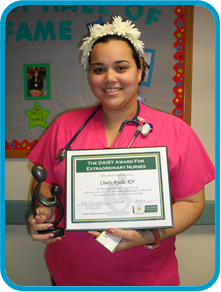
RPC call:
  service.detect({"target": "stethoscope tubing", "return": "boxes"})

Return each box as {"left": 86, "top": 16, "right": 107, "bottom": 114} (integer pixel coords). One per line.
{"left": 118, "top": 101, "right": 140, "bottom": 132}
{"left": 56, "top": 101, "right": 152, "bottom": 161}
{"left": 64, "top": 104, "right": 102, "bottom": 150}
{"left": 55, "top": 104, "right": 101, "bottom": 161}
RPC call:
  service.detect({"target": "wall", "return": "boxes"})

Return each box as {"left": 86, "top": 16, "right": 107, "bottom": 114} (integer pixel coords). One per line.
{"left": 5, "top": 4, "right": 178, "bottom": 145}
{"left": 175, "top": 5, "right": 216, "bottom": 286}
{"left": 4, "top": 5, "right": 216, "bottom": 288}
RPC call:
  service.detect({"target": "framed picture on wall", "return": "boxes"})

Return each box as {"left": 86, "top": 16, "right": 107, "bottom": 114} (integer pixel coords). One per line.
{"left": 140, "top": 48, "right": 156, "bottom": 87}
{"left": 23, "top": 63, "right": 51, "bottom": 100}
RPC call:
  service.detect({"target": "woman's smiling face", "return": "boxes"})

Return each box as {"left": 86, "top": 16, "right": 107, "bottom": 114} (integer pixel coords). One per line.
{"left": 89, "top": 40, "right": 142, "bottom": 113}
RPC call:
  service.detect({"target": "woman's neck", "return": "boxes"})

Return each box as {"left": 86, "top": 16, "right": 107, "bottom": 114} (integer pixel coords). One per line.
{"left": 102, "top": 102, "right": 138, "bottom": 128}
{"left": 101, "top": 101, "right": 138, "bottom": 147}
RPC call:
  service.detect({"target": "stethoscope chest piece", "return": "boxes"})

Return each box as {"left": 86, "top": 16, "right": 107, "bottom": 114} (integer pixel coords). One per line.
{"left": 55, "top": 148, "right": 66, "bottom": 162}
{"left": 141, "top": 123, "right": 153, "bottom": 136}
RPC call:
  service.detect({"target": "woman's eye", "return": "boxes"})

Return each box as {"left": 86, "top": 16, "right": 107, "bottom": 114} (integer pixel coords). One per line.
{"left": 117, "top": 66, "right": 126, "bottom": 72}
{"left": 94, "top": 68, "right": 104, "bottom": 73}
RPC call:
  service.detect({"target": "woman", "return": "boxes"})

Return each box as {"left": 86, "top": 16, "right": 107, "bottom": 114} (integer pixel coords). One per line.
{"left": 28, "top": 16, "right": 215, "bottom": 286}
{"left": 29, "top": 69, "right": 43, "bottom": 96}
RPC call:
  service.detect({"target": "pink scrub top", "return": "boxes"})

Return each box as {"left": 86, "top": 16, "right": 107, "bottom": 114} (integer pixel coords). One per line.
{"left": 28, "top": 102, "right": 215, "bottom": 286}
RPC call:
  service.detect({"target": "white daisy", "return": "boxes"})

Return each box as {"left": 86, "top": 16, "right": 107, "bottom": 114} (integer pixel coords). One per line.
{"left": 133, "top": 204, "right": 145, "bottom": 214}
{"left": 112, "top": 16, "right": 141, "bottom": 39}
{"left": 79, "top": 16, "right": 145, "bottom": 70}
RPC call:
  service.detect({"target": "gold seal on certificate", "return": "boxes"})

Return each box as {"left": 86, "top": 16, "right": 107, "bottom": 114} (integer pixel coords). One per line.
{"left": 66, "top": 147, "right": 173, "bottom": 231}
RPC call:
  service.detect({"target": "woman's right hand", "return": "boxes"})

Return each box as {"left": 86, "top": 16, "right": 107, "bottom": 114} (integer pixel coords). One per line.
{"left": 28, "top": 206, "right": 63, "bottom": 244}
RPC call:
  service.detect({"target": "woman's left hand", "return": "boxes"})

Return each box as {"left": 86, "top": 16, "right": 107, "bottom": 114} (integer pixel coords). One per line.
{"left": 88, "top": 188, "right": 206, "bottom": 251}
{"left": 88, "top": 228, "right": 154, "bottom": 251}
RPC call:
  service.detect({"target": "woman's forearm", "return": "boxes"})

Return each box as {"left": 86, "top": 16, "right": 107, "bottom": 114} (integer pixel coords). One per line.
{"left": 158, "top": 187, "right": 205, "bottom": 241}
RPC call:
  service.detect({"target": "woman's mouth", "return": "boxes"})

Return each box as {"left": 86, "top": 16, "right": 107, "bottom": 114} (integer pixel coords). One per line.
{"left": 103, "top": 88, "right": 122, "bottom": 93}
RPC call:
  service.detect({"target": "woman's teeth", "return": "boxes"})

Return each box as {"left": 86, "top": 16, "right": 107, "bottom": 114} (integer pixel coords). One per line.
{"left": 104, "top": 88, "right": 121, "bottom": 93}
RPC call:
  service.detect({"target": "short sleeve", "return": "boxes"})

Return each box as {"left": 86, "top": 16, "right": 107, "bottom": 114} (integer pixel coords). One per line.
{"left": 170, "top": 125, "right": 215, "bottom": 199}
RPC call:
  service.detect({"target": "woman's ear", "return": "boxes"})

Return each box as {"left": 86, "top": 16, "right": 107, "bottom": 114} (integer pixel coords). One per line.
{"left": 87, "top": 69, "right": 93, "bottom": 91}
{"left": 138, "top": 68, "right": 142, "bottom": 83}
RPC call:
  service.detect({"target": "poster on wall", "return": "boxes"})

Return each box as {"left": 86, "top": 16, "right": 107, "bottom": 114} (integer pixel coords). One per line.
{"left": 140, "top": 48, "right": 155, "bottom": 86}
{"left": 5, "top": 4, "right": 191, "bottom": 157}
{"left": 24, "top": 63, "right": 51, "bottom": 100}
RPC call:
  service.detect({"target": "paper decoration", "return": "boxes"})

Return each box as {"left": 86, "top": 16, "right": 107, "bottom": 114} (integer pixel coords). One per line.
{"left": 86, "top": 16, "right": 104, "bottom": 33}
{"left": 25, "top": 101, "right": 50, "bottom": 129}
{"left": 5, "top": 139, "right": 38, "bottom": 150}
{"left": 172, "top": 5, "right": 185, "bottom": 119}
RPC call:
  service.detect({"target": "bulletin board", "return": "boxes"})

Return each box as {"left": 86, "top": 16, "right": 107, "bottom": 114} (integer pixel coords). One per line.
{"left": 5, "top": 4, "right": 193, "bottom": 158}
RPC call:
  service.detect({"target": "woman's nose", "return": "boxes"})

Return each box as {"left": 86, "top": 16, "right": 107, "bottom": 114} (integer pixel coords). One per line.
{"left": 104, "top": 69, "right": 117, "bottom": 83}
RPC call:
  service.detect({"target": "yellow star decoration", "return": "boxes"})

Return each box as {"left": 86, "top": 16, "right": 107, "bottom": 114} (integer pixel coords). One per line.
{"left": 25, "top": 101, "right": 50, "bottom": 129}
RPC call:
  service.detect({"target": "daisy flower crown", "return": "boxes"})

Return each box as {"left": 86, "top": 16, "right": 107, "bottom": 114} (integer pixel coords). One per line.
{"left": 79, "top": 16, "right": 145, "bottom": 70}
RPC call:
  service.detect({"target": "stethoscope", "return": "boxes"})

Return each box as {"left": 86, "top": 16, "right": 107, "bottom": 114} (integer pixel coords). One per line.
{"left": 55, "top": 101, "right": 153, "bottom": 162}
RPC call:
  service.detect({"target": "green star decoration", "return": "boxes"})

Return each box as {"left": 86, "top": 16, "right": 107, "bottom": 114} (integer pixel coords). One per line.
{"left": 25, "top": 101, "right": 50, "bottom": 129}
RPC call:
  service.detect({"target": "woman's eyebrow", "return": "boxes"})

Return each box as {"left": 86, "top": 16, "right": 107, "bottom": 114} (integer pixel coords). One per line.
{"left": 115, "top": 60, "right": 130, "bottom": 64}
{"left": 91, "top": 60, "right": 130, "bottom": 67}
{"left": 91, "top": 62, "right": 104, "bottom": 67}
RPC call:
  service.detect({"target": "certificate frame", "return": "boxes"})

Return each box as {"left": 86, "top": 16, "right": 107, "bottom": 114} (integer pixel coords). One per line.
{"left": 66, "top": 147, "right": 173, "bottom": 231}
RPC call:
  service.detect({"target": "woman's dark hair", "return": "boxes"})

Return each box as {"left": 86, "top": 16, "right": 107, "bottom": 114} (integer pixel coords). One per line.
{"left": 33, "top": 69, "right": 41, "bottom": 80}
{"left": 89, "top": 35, "right": 141, "bottom": 69}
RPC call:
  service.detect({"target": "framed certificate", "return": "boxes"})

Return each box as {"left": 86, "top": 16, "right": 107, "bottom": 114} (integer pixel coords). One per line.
{"left": 66, "top": 147, "right": 173, "bottom": 231}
